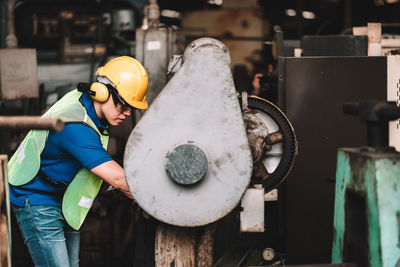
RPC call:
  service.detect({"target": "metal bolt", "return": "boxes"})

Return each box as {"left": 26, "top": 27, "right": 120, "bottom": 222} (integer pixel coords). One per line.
{"left": 165, "top": 144, "right": 208, "bottom": 185}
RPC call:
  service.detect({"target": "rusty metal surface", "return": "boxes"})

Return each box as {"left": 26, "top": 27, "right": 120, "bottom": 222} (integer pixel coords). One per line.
{"left": 0, "top": 49, "right": 38, "bottom": 100}
{"left": 265, "top": 132, "right": 283, "bottom": 145}
{"left": 242, "top": 108, "right": 281, "bottom": 173}
{"left": 332, "top": 147, "right": 400, "bottom": 267}
{"left": 241, "top": 96, "right": 297, "bottom": 190}
{"left": 0, "top": 116, "right": 64, "bottom": 131}
{"left": 124, "top": 38, "right": 252, "bottom": 227}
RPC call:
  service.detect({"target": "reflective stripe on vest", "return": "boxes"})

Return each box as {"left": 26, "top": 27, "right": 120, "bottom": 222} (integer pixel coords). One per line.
{"left": 8, "top": 89, "right": 109, "bottom": 230}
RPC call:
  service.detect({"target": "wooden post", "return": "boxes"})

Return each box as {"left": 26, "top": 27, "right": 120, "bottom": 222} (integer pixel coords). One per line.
{"left": 0, "top": 155, "right": 10, "bottom": 267}
{"left": 367, "top": 23, "right": 382, "bottom": 56}
{"left": 155, "top": 222, "right": 217, "bottom": 267}
{"left": 155, "top": 223, "right": 196, "bottom": 267}
{"left": 196, "top": 223, "right": 217, "bottom": 267}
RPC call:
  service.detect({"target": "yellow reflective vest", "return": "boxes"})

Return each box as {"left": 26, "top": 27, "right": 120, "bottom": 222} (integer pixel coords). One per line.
{"left": 8, "top": 89, "right": 109, "bottom": 230}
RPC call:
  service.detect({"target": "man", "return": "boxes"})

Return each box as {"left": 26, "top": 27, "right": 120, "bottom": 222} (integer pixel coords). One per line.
{"left": 250, "top": 63, "right": 278, "bottom": 104}
{"left": 7, "top": 56, "right": 148, "bottom": 267}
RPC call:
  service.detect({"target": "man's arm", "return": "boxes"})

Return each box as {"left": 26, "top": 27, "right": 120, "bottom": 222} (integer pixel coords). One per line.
{"left": 90, "top": 160, "right": 133, "bottom": 199}
{"left": 59, "top": 124, "right": 132, "bottom": 198}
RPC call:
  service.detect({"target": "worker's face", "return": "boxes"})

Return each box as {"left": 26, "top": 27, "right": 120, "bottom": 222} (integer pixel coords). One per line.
{"left": 102, "top": 97, "right": 132, "bottom": 126}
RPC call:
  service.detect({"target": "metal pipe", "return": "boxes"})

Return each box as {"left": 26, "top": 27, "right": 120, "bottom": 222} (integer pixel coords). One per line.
{"left": 265, "top": 132, "right": 283, "bottom": 145}
{"left": 5, "top": 0, "right": 17, "bottom": 48}
{"left": 0, "top": 116, "right": 64, "bottom": 131}
{"left": 376, "top": 102, "right": 400, "bottom": 120}
{"left": 343, "top": 102, "right": 360, "bottom": 116}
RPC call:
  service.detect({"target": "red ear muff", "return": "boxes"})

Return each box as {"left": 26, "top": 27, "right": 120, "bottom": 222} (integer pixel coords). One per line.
{"left": 89, "top": 82, "right": 110, "bottom": 103}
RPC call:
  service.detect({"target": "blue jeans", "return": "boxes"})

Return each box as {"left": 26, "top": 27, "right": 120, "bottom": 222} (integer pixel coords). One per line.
{"left": 12, "top": 199, "right": 80, "bottom": 267}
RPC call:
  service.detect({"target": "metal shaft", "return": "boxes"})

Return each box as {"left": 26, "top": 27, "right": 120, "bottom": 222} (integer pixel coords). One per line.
{"left": 0, "top": 116, "right": 64, "bottom": 131}
{"left": 5, "top": 0, "right": 17, "bottom": 48}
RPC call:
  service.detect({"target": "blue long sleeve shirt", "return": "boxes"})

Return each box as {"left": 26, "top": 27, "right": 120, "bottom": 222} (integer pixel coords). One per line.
{"left": 9, "top": 93, "right": 112, "bottom": 207}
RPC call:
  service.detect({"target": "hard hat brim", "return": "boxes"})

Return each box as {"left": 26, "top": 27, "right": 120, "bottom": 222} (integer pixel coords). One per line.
{"left": 128, "top": 99, "right": 148, "bottom": 110}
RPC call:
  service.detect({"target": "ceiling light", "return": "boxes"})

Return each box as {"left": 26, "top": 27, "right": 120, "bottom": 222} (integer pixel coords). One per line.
{"left": 302, "top": 11, "right": 316, "bottom": 19}
{"left": 208, "top": 0, "right": 223, "bottom": 5}
{"left": 285, "top": 9, "right": 297, "bottom": 17}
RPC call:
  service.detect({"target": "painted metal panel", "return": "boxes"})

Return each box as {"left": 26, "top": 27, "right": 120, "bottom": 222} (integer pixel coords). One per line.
{"left": 282, "top": 56, "right": 387, "bottom": 263}
{"left": 332, "top": 148, "right": 400, "bottom": 267}
{"left": 124, "top": 38, "right": 252, "bottom": 227}
{"left": 240, "top": 187, "right": 265, "bottom": 232}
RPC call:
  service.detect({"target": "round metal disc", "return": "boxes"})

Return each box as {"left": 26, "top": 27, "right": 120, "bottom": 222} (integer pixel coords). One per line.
{"left": 165, "top": 144, "right": 209, "bottom": 185}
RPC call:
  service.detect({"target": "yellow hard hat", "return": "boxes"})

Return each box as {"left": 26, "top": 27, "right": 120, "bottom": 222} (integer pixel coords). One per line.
{"left": 97, "top": 56, "right": 149, "bottom": 109}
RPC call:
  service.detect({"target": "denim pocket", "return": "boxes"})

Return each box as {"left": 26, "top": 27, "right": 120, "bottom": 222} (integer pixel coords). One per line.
{"left": 29, "top": 206, "right": 65, "bottom": 240}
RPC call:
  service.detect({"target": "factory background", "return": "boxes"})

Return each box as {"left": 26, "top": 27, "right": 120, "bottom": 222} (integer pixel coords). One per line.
{"left": 0, "top": 0, "right": 399, "bottom": 266}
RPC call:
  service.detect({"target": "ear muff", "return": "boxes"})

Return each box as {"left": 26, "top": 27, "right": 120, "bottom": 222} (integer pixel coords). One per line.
{"left": 89, "top": 82, "right": 110, "bottom": 103}
{"left": 77, "top": 82, "right": 110, "bottom": 103}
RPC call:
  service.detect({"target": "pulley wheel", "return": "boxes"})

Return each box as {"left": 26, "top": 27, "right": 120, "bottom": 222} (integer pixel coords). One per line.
{"left": 240, "top": 95, "right": 298, "bottom": 191}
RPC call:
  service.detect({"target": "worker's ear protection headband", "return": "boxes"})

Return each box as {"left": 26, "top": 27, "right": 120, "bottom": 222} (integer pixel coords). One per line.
{"left": 77, "top": 82, "right": 113, "bottom": 103}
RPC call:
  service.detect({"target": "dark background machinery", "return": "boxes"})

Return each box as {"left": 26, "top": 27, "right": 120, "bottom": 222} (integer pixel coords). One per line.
{"left": 279, "top": 56, "right": 387, "bottom": 264}
{"left": 1, "top": 0, "right": 400, "bottom": 266}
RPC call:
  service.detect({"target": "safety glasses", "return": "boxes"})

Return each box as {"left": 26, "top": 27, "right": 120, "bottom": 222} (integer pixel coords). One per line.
{"left": 109, "top": 87, "right": 133, "bottom": 112}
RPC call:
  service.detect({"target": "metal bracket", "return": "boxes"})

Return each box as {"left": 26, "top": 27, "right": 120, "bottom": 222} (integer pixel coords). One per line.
{"left": 240, "top": 185, "right": 265, "bottom": 232}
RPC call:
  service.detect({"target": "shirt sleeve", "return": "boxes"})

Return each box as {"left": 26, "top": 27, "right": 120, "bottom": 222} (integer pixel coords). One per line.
{"left": 61, "top": 124, "right": 112, "bottom": 170}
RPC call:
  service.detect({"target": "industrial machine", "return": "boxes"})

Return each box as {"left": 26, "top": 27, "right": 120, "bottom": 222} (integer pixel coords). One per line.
{"left": 332, "top": 101, "right": 400, "bottom": 267}
{"left": 330, "top": 55, "right": 400, "bottom": 267}
{"left": 331, "top": 56, "right": 400, "bottom": 267}
{"left": 124, "top": 37, "right": 297, "bottom": 265}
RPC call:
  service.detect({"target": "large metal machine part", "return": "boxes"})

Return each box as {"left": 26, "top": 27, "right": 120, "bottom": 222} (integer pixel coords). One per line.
{"left": 124, "top": 38, "right": 253, "bottom": 227}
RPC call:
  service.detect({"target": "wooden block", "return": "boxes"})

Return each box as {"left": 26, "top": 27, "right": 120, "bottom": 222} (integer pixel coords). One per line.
{"left": 368, "top": 23, "right": 382, "bottom": 56}
{"left": 353, "top": 26, "right": 367, "bottom": 36}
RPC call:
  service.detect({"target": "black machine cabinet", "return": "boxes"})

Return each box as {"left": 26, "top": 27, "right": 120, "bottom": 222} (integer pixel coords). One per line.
{"left": 278, "top": 56, "right": 387, "bottom": 264}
